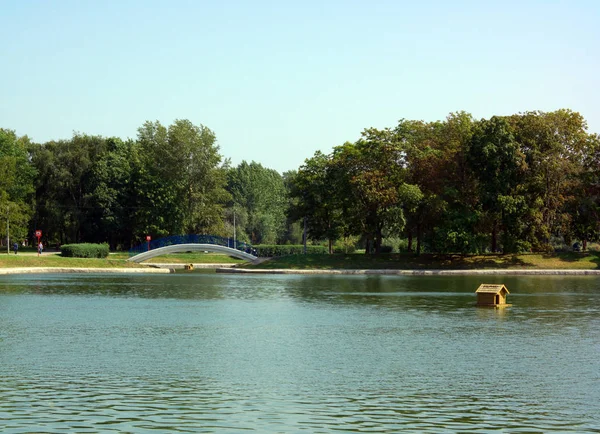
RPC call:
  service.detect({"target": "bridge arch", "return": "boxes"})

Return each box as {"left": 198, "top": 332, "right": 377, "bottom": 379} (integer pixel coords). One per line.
{"left": 127, "top": 243, "right": 258, "bottom": 263}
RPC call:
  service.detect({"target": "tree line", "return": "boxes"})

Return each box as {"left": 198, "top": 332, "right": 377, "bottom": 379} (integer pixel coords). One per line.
{"left": 0, "top": 119, "right": 296, "bottom": 250}
{"left": 1, "top": 109, "right": 599, "bottom": 254}
{"left": 290, "top": 110, "right": 600, "bottom": 253}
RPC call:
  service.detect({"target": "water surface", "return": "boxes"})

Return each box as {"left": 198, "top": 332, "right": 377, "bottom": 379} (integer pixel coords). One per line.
{"left": 1, "top": 273, "right": 599, "bottom": 432}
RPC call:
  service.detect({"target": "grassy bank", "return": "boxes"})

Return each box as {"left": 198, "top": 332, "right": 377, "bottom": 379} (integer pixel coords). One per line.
{"left": 108, "top": 252, "right": 244, "bottom": 264}
{"left": 0, "top": 253, "right": 141, "bottom": 269}
{"left": 3, "top": 250, "right": 599, "bottom": 271}
{"left": 246, "top": 252, "right": 600, "bottom": 270}
{"left": 0, "top": 251, "right": 246, "bottom": 268}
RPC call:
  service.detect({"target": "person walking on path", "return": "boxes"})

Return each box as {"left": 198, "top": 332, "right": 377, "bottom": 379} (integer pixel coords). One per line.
{"left": 13, "top": 242, "right": 18, "bottom": 255}
{"left": 38, "top": 241, "right": 43, "bottom": 256}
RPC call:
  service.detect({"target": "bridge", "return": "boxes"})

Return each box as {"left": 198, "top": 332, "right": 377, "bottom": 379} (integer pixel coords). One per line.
{"left": 128, "top": 235, "right": 258, "bottom": 263}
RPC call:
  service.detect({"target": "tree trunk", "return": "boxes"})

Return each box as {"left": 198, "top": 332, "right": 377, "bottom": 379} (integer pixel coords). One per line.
{"left": 416, "top": 224, "right": 421, "bottom": 256}
{"left": 407, "top": 232, "right": 413, "bottom": 252}
{"left": 328, "top": 238, "right": 333, "bottom": 254}
{"left": 491, "top": 222, "right": 497, "bottom": 253}
{"left": 366, "top": 237, "right": 374, "bottom": 255}
{"left": 583, "top": 239, "right": 587, "bottom": 251}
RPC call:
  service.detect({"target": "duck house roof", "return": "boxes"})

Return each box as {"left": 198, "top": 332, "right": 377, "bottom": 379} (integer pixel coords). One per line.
{"left": 476, "top": 284, "right": 509, "bottom": 294}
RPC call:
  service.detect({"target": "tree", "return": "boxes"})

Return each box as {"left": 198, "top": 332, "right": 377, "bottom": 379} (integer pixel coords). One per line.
{"left": 331, "top": 128, "right": 421, "bottom": 253}
{"left": 510, "top": 110, "right": 592, "bottom": 249}
{"left": 31, "top": 134, "right": 107, "bottom": 245}
{"left": 0, "top": 129, "right": 36, "bottom": 245}
{"left": 468, "top": 116, "right": 527, "bottom": 253}
{"left": 133, "top": 119, "right": 230, "bottom": 240}
{"left": 227, "top": 161, "right": 287, "bottom": 244}
{"left": 83, "top": 137, "right": 136, "bottom": 248}
{"left": 288, "top": 152, "right": 345, "bottom": 253}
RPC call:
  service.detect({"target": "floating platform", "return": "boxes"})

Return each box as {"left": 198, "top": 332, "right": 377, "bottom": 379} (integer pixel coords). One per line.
{"left": 476, "top": 303, "right": 512, "bottom": 309}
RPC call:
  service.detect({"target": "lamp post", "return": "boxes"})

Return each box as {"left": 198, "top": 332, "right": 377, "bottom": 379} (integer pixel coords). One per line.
{"left": 6, "top": 205, "right": 9, "bottom": 255}
{"left": 303, "top": 216, "right": 307, "bottom": 255}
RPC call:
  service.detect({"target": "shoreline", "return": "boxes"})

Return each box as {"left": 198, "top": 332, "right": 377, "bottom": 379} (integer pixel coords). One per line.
{"left": 0, "top": 267, "right": 174, "bottom": 275}
{"left": 216, "top": 268, "right": 600, "bottom": 276}
{"left": 1, "top": 266, "right": 599, "bottom": 276}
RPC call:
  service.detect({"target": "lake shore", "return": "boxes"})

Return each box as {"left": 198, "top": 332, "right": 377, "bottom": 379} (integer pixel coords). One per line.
{"left": 217, "top": 268, "right": 600, "bottom": 275}
{"left": 2, "top": 251, "right": 599, "bottom": 275}
{"left": 0, "top": 267, "right": 174, "bottom": 275}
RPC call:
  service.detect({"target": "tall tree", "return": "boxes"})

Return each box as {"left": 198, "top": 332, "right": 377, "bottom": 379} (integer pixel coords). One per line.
{"left": 31, "top": 134, "right": 100, "bottom": 244}
{"left": 133, "top": 119, "right": 229, "bottom": 240}
{"left": 0, "top": 129, "right": 36, "bottom": 245}
{"left": 288, "top": 152, "right": 345, "bottom": 252}
{"left": 331, "top": 128, "right": 421, "bottom": 253}
{"left": 83, "top": 137, "right": 136, "bottom": 248}
{"left": 227, "top": 161, "right": 287, "bottom": 244}
{"left": 468, "top": 116, "right": 527, "bottom": 253}
{"left": 511, "top": 110, "right": 592, "bottom": 249}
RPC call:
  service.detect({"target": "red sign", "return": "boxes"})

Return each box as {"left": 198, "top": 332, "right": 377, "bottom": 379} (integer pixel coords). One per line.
{"left": 146, "top": 235, "right": 151, "bottom": 241}
{"left": 35, "top": 230, "right": 42, "bottom": 238}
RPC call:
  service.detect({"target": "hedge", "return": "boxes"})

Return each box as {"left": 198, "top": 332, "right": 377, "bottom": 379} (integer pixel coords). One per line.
{"left": 61, "top": 243, "right": 110, "bottom": 258}
{"left": 254, "top": 244, "right": 327, "bottom": 257}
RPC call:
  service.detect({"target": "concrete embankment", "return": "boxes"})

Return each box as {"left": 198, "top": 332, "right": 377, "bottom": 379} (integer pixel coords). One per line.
{"left": 147, "top": 263, "right": 237, "bottom": 269}
{"left": 216, "top": 268, "right": 600, "bottom": 276}
{"left": 0, "top": 267, "right": 174, "bottom": 275}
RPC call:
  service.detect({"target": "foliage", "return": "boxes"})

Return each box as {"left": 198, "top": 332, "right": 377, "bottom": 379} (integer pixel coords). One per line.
{"left": 0, "top": 129, "right": 36, "bottom": 243}
{"left": 4, "top": 108, "right": 600, "bottom": 257}
{"left": 287, "top": 151, "right": 345, "bottom": 253}
{"left": 227, "top": 161, "right": 287, "bottom": 244}
{"left": 29, "top": 119, "right": 230, "bottom": 249}
{"left": 134, "top": 120, "right": 230, "bottom": 239}
{"left": 254, "top": 244, "right": 327, "bottom": 257}
{"left": 61, "top": 243, "right": 110, "bottom": 258}
{"left": 333, "top": 235, "right": 359, "bottom": 254}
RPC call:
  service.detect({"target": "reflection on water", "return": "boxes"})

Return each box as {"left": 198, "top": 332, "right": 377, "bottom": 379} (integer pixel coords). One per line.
{"left": 1, "top": 273, "right": 599, "bottom": 432}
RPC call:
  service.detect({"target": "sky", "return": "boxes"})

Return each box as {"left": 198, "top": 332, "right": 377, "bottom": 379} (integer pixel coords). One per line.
{"left": 1, "top": 0, "right": 599, "bottom": 173}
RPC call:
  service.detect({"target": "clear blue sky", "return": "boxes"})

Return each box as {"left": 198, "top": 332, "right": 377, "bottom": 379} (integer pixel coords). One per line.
{"left": 1, "top": 0, "right": 598, "bottom": 173}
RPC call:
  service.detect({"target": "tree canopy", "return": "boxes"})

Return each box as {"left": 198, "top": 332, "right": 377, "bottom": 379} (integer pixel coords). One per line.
{"left": 3, "top": 109, "right": 599, "bottom": 254}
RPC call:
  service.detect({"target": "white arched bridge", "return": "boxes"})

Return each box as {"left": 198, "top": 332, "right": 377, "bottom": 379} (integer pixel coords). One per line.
{"left": 128, "top": 235, "right": 258, "bottom": 263}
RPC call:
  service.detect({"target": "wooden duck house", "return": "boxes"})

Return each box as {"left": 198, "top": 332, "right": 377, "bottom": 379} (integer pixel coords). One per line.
{"left": 476, "top": 284, "right": 511, "bottom": 307}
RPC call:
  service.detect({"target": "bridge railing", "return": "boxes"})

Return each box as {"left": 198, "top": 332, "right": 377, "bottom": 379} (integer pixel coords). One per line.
{"left": 128, "top": 235, "right": 255, "bottom": 257}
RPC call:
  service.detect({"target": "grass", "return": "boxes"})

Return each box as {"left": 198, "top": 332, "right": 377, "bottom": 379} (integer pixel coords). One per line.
{"left": 0, "top": 251, "right": 246, "bottom": 268}
{"left": 2, "top": 250, "right": 599, "bottom": 271}
{"left": 0, "top": 253, "right": 141, "bottom": 268}
{"left": 109, "top": 252, "right": 244, "bottom": 264}
{"left": 246, "top": 252, "right": 600, "bottom": 270}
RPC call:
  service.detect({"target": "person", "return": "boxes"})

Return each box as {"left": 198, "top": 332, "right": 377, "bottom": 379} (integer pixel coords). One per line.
{"left": 13, "top": 242, "right": 18, "bottom": 255}
{"left": 38, "top": 241, "right": 43, "bottom": 255}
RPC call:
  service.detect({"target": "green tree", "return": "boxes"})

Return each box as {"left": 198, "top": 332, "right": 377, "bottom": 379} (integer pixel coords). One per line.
{"left": 288, "top": 152, "right": 345, "bottom": 253}
{"left": 227, "top": 161, "right": 287, "bottom": 244}
{"left": 0, "top": 129, "right": 36, "bottom": 245}
{"left": 468, "top": 116, "right": 527, "bottom": 253}
{"left": 331, "top": 128, "right": 421, "bottom": 253}
{"left": 30, "top": 134, "right": 101, "bottom": 244}
{"left": 511, "top": 110, "right": 592, "bottom": 249}
{"left": 83, "top": 137, "right": 136, "bottom": 248}
{"left": 133, "top": 119, "right": 229, "bottom": 241}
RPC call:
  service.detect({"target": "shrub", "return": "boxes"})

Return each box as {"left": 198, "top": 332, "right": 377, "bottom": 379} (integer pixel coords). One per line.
{"left": 379, "top": 245, "right": 393, "bottom": 253}
{"left": 254, "top": 244, "right": 327, "bottom": 257}
{"left": 333, "top": 236, "right": 358, "bottom": 254}
{"left": 61, "top": 243, "right": 110, "bottom": 258}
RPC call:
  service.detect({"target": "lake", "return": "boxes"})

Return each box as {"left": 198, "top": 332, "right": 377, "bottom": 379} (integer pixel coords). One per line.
{"left": 1, "top": 273, "right": 599, "bottom": 432}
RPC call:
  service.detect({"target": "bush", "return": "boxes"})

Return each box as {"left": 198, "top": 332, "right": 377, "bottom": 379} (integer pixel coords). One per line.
{"left": 379, "top": 245, "right": 393, "bottom": 253}
{"left": 61, "top": 243, "right": 110, "bottom": 258}
{"left": 333, "top": 236, "right": 359, "bottom": 254}
{"left": 254, "top": 244, "right": 327, "bottom": 257}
